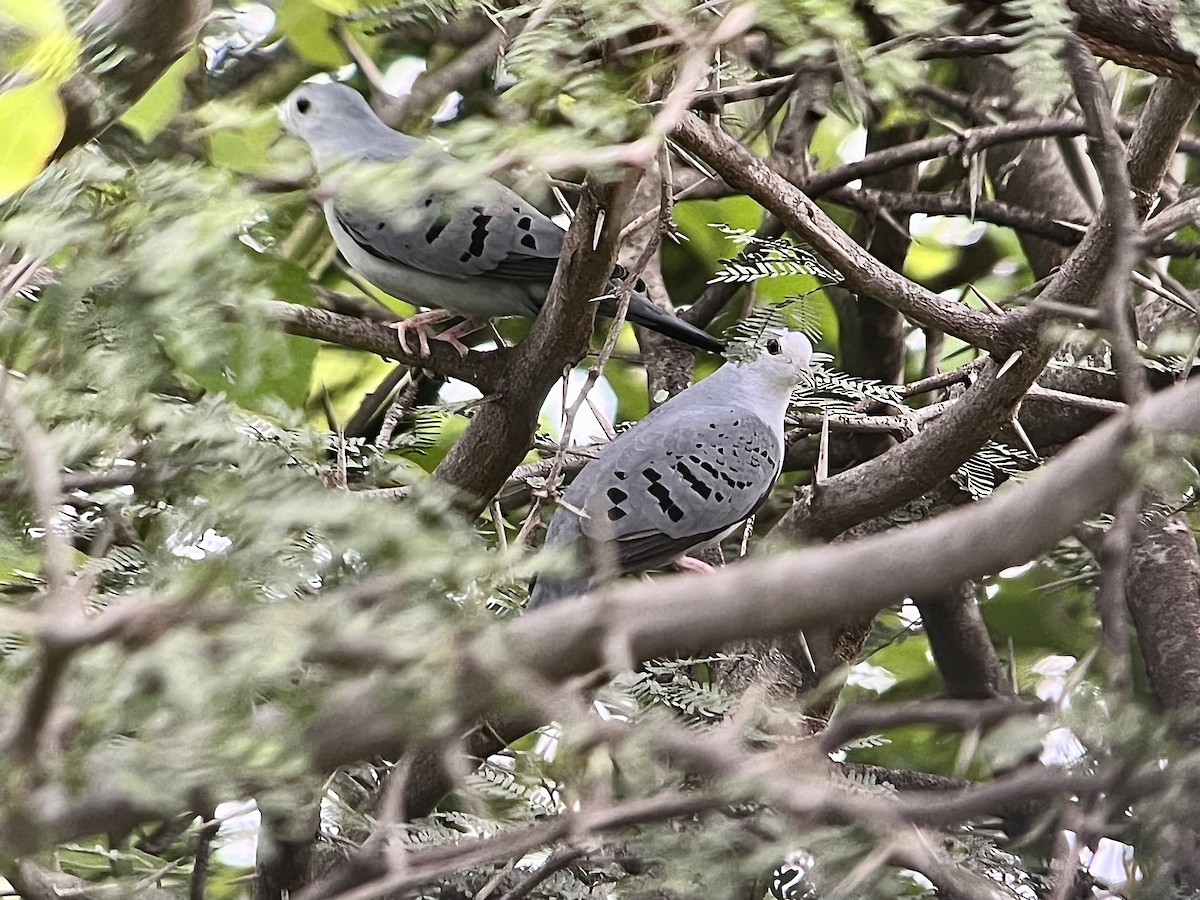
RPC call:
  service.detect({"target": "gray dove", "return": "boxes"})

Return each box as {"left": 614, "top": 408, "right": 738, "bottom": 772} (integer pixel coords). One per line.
{"left": 528, "top": 330, "right": 813, "bottom": 608}
{"left": 282, "top": 82, "right": 724, "bottom": 356}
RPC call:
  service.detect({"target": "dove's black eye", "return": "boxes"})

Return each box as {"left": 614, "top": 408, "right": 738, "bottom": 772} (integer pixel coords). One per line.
{"left": 295, "top": 97, "right": 311, "bottom": 114}
{"left": 766, "top": 338, "right": 782, "bottom": 355}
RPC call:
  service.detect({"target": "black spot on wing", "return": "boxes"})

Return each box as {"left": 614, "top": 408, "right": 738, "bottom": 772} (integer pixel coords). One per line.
{"left": 468, "top": 214, "right": 492, "bottom": 258}
{"left": 673, "top": 459, "right": 711, "bottom": 499}
{"left": 520, "top": 234, "right": 537, "bottom": 250}
{"left": 518, "top": 216, "right": 533, "bottom": 230}
{"left": 425, "top": 219, "right": 447, "bottom": 243}
{"left": 641, "top": 467, "right": 685, "bottom": 524}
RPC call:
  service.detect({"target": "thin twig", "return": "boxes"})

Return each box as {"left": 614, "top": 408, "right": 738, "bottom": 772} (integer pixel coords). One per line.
{"left": 495, "top": 847, "right": 588, "bottom": 900}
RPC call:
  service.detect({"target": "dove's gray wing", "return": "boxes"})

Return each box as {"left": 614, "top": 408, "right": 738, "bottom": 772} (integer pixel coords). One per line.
{"left": 577, "top": 407, "right": 782, "bottom": 570}
{"left": 527, "top": 407, "right": 782, "bottom": 608}
{"left": 331, "top": 176, "right": 565, "bottom": 284}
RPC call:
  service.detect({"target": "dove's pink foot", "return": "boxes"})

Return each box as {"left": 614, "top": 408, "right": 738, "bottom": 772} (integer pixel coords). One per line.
{"left": 388, "top": 309, "right": 456, "bottom": 357}
{"left": 675, "top": 555, "right": 716, "bottom": 575}
{"left": 429, "top": 316, "right": 490, "bottom": 357}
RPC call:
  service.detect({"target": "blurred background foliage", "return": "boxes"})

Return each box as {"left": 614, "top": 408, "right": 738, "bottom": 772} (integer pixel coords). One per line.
{"left": 0, "top": 0, "right": 1197, "bottom": 897}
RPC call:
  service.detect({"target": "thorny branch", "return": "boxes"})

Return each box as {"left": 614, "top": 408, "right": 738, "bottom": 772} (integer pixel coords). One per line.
{"left": 17, "top": 4, "right": 1200, "bottom": 896}
{"left": 299, "top": 373, "right": 1200, "bottom": 773}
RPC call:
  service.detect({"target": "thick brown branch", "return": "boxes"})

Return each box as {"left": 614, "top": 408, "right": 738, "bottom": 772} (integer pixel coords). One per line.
{"left": 974, "top": 0, "right": 1200, "bottom": 85}
{"left": 55, "top": 0, "right": 212, "bottom": 157}
{"left": 268, "top": 301, "right": 505, "bottom": 391}
{"left": 916, "top": 581, "right": 1012, "bottom": 699}
{"left": 431, "top": 173, "right": 639, "bottom": 512}
{"left": 1127, "top": 498, "right": 1200, "bottom": 746}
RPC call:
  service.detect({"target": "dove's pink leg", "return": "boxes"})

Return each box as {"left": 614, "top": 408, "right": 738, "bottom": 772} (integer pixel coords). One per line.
{"left": 674, "top": 555, "right": 716, "bottom": 575}
{"left": 388, "top": 309, "right": 456, "bottom": 356}
{"left": 429, "top": 316, "right": 490, "bottom": 357}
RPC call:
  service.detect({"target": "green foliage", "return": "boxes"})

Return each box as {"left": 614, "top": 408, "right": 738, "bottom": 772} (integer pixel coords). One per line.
{"left": 0, "top": 0, "right": 1195, "bottom": 896}
{"left": 707, "top": 224, "right": 840, "bottom": 288}
{"left": 952, "top": 440, "right": 1038, "bottom": 500}
{"left": 1002, "top": 0, "right": 1075, "bottom": 112}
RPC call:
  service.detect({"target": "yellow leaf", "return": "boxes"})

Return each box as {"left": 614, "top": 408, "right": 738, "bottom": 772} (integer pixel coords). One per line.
{"left": 0, "top": 0, "right": 67, "bottom": 35}
{"left": 0, "top": 0, "right": 78, "bottom": 83}
{"left": 0, "top": 80, "right": 66, "bottom": 201}
{"left": 308, "top": 0, "right": 359, "bottom": 13}
{"left": 17, "top": 28, "right": 80, "bottom": 81}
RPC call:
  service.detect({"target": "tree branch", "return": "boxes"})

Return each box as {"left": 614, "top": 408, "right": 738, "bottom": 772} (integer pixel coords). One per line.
{"left": 975, "top": 0, "right": 1200, "bottom": 86}
{"left": 55, "top": 0, "right": 212, "bottom": 158}
{"left": 268, "top": 301, "right": 505, "bottom": 392}
{"left": 431, "top": 173, "right": 640, "bottom": 513}
{"left": 671, "top": 114, "right": 1030, "bottom": 353}
{"left": 916, "top": 581, "right": 1012, "bottom": 700}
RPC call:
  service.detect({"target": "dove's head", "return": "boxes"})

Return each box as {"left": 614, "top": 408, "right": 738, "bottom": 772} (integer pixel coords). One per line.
{"left": 749, "top": 330, "right": 814, "bottom": 390}
{"left": 281, "top": 82, "right": 417, "bottom": 170}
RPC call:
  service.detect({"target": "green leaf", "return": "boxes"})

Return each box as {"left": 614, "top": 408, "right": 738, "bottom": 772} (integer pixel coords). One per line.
{"left": 671, "top": 195, "right": 765, "bottom": 273}
{"left": 179, "top": 328, "right": 320, "bottom": 415}
{"left": 206, "top": 114, "right": 283, "bottom": 175}
{"left": 275, "top": 0, "right": 349, "bottom": 66}
{"left": 0, "top": 537, "right": 42, "bottom": 589}
{"left": 309, "top": 0, "right": 359, "bottom": 12}
{"left": 120, "top": 55, "right": 191, "bottom": 142}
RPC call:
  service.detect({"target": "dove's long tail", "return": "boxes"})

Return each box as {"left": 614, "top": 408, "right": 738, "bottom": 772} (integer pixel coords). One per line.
{"left": 527, "top": 509, "right": 593, "bottom": 610}
{"left": 621, "top": 296, "right": 726, "bottom": 353}
{"left": 527, "top": 572, "right": 592, "bottom": 609}
{"left": 595, "top": 269, "right": 724, "bottom": 353}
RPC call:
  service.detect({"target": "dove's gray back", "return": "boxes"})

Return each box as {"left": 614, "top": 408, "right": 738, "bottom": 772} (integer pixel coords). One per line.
{"left": 527, "top": 350, "right": 801, "bottom": 608}
{"left": 284, "top": 81, "right": 724, "bottom": 351}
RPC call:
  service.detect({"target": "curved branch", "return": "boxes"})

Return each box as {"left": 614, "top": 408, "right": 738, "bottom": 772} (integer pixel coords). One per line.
{"left": 974, "top": 0, "right": 1200, "bottom": 86}
{"left": 824, "top": 186, "right": 1200, "bottom": 258}
{"left": 669, "top": 118, "right": 1200, "bottom": 206}
{"left": 803, "top": 117, "right": 1092, "bottom": 199}
{"left": 671, "top": 115, "right": 1028, "bottom": 353}
{"left": 378, "top": 26, "right": 509, "bottom": 129}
